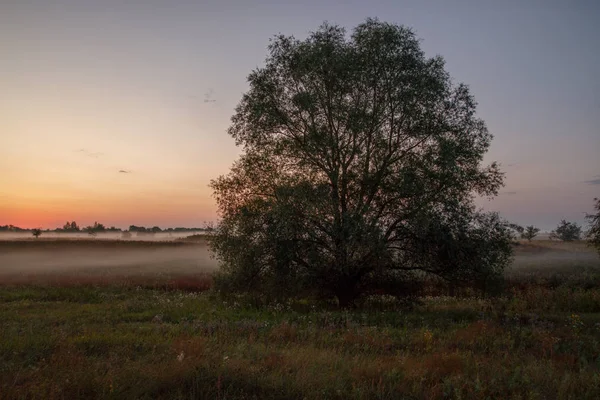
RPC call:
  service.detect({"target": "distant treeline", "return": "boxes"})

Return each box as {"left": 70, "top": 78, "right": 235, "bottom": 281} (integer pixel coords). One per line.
{"left": 0, "top": 225, "right": 29, "bottom": 232}
{"left": 0, "top": 222, "right": 210, "bottom": 233}
{"left": 128, "top": 225, "right": 210, "bottom": 233}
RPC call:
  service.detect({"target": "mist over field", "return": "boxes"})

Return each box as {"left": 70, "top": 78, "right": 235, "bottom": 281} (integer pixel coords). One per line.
{"left": 0, "top": 236, "right": 218, "bottom": 285}
{"left": 0, "top": 231, "right": 207, "bottom": 242}
{"left": 0, "top": 235, "right": 598, "bottom": 284}
{"left": 509, "top": 241, "right": 600, "bottom": 277}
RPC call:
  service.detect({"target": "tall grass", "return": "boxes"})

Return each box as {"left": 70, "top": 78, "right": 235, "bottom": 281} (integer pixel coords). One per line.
{"left": 1, "top": 281, "right": 599, "bottom": 399}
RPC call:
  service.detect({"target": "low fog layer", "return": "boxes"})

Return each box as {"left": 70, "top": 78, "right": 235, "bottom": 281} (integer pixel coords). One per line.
{"left": 1, "top": 248, "right": 216, "bottom": 276}
{"left": 510, "top": 243, "right": 600, "bottom": 274}
{"left": 0, "top": 237, "right": 598, "bottom": 283}
{"left": 0, "top": 231, "right": 206, "bottom": 242}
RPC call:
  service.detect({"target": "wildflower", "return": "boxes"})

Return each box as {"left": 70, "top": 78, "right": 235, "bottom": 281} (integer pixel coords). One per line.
{"left": 423, "top": 329, "right": 433, "bottom": 343}
{"left": 422, "top": 328, "right": 434, "bottom": 350}
{"left": 568, "top": 314, "right": 584, "bottom": 333}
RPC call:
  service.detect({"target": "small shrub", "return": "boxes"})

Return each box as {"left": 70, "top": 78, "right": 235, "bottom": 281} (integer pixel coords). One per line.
{"left": 521, "top": 225, "right": 540, "bottom": 241}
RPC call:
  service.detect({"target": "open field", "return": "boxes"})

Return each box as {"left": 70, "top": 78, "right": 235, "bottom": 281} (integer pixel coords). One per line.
{"left": 1, "top": 239, "right": 599, "bottom": 399}
{"left": 0, "top": 237, "right": 216, "bottom": 289}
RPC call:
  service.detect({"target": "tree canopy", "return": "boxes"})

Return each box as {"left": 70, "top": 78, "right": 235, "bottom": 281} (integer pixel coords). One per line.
{"left": 550, "top": 220, "right": 582, "bottom": 242}
{"left": 84, "top": 221, "right": 106, "bottom": 236}
{"left": 521, "top": 225, "right": 540, "bottom": 242}
{"left": 586, "top": 198, "right": 600, "bottom": 254}
{"left": 210, "top": 19, "right": 513, "bottom": 306}
{"left": 62, "top": 221, "right": 80, "bottom": 232}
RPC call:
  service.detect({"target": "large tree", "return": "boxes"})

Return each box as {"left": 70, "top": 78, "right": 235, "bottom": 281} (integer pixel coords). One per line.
{"left": 211, "top": 19, "right": 512, "bottom": 306}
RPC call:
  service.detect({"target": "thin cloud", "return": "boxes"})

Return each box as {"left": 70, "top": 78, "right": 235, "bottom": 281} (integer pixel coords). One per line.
{"left": 501, "top": 191, "right": 517, "bottom": 195}
{"left": 585, "top": 178, "right": 600, "bottom": 185}
{"left": 118, "top": 170, "right": 132, "bottom": 174}
{"left": 75, "top": 148, "right": 103, "bottom": 158}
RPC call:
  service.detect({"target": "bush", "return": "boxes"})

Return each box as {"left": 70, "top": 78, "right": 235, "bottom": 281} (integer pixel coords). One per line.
{"left": 521, "top": 225, "right": 540, "bottom": 241}
{"left": 550, "top": 220, "right": 582, "bottom": 241}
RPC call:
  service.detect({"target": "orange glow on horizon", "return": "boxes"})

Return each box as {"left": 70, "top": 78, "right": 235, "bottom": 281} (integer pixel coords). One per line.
{"left": 1, "top": 193, "right": 218, "bottom": 230}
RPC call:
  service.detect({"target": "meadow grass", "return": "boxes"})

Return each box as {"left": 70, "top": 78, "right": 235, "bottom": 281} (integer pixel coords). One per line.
{"left": 1, "top": 240, "right": 599, "bottom": 399}
{"left": 1, "top": 284, "right": 599, "bottom": 399}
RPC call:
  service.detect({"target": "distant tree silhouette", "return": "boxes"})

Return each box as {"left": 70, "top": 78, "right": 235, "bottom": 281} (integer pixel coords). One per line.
{"left": 521, "top": 225, "right": 540, "bottom": 241}
{"left": 92, "top": 222, "right": 106, "bottom": 232}
{"left": 84, "top": 222, "right": 106, "bottom": 236}
{"left": 133, "top": 225, "right": 204, "bottom": 233}
{"left": 0, "top": 225, "right": 27, "bottom": 232}
{"left": 62, "top": 221, "right": 80, "bottom": 232}
{"left": 32, "top": 228, "right": 42, "bottom": 238}
{"left": 586, "top": 198, "right": 600, "bottom": 254}
{"left": 550, "top": 220, "right": 582, "bottom": 241}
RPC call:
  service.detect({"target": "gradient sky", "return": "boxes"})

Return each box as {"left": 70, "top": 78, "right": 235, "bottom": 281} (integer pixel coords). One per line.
{"left": 1, "top": 0, "right": 599, "bottom": 230}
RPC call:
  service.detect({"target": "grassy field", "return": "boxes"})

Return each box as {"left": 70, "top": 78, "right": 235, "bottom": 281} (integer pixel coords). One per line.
{"left": 1, "top": 239, "right": 599, "bottom": 399}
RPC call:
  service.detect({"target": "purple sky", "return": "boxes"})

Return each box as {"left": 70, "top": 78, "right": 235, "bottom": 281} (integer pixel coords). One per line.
{"left": 1, "top": 0, "right": 599, "bottom": 230}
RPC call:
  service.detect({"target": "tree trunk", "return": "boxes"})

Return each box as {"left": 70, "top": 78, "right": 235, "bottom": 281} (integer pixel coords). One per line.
{"left": 336, "top": 292, "right": 355, "bottom": 308}
{"left": 335, "top": 281, "right": 359, "bottom": 308}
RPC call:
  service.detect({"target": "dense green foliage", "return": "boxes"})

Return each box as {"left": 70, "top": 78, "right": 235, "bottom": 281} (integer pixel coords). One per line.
{"left": 211, "top": 19, "right": 512, "bottom": 306}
